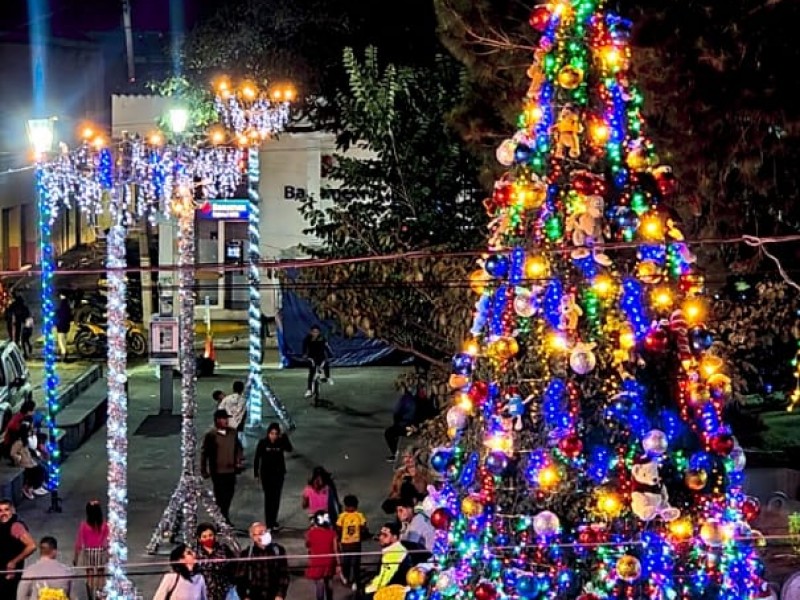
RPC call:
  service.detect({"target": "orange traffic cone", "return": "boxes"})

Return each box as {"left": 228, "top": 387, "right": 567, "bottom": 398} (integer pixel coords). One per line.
{"left": 204, "top": 334, "right": 216, "bottom": 362}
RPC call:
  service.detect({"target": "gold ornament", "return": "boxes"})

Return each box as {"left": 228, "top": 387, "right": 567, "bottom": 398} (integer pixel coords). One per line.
{"left": 448, "top": 374, "right": 470, "bottom": 390}
{"left": 461, "top": 496, "right": 484, "bottom": 517}
{"left": 557, "top": 65, "right": 584, "bottom": 89}
{"left": 685, "top": 469, "right": 708, "bottom": 491}
{"left": 699, "top": 520, "right": 732, "bottom": 547}
{"left": 406, "top": 566, "right": 428, "bottom": 588}
{"left": 616, "top": 555, "right": 642, "bottom": 582}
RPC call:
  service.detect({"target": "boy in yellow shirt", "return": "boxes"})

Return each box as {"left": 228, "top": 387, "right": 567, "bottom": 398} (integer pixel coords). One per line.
{"left": 336, "top": 494, "right": 368, "bottom": 590}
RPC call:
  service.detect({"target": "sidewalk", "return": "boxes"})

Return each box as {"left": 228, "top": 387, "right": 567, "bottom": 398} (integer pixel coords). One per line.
{"left": 16, "top": 348, "right": 406, "bottom": 599}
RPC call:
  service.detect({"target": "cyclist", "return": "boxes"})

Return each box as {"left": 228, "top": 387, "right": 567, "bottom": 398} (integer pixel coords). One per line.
{"left": 302, "top": 325, "right": 334, "bottom": 398}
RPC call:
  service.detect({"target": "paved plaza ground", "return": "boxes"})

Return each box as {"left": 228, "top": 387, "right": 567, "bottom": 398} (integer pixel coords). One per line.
{"left": 16, "top": 349, "right": 407, "bottom": 599}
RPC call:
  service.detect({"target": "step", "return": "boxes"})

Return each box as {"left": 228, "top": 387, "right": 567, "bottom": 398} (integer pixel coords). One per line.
{"left": 55, "top": 380, "right": 108, "bottom": 454}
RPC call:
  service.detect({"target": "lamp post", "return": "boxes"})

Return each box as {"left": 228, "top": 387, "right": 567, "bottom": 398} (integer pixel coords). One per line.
{"left": 214, "top": 78, "right": 295, "bottom": 432}
{"left": 27, "top": 117, "right": 62, "bottom": 514}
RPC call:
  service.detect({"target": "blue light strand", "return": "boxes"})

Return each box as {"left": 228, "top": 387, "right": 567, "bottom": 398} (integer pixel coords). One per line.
{"left": 620, "top": 277, "right": 648, "bottom": 339}
{"left": 36, "top": 168, "right": 61, "bottom": 495}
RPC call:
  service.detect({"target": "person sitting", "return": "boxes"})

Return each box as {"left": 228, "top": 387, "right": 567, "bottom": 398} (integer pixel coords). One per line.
{"left": 384, "top": 386, "right": 417, "bottom": 462}
{"left": 10, "top": 422, "right": 47, "bottom": 499}
{"left": 382, "top": 447, "right": 431, "bottom": 514}
{"left": 395, "top": 496, "right": 435, "bottom": 552}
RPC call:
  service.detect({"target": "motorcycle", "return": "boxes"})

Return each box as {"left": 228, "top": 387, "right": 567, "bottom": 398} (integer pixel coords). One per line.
{"left": 74, "top": 319, "right": 148, "bottom": 358}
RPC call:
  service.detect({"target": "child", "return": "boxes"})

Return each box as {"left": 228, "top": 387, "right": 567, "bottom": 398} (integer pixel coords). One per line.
{"left": 9, "top": 422, "right": 47, "bottom": 499}
{"left": 336, "top": 494, "right": 368, "bottom": 590}
{"left": 305, "top": 510, "right": 339, "bottom": 600}
{"left": 73, "top": 500, "right": 109, "bottom": 600}
{"left": 302, "top": 466, "right": 337, "bottom": 518}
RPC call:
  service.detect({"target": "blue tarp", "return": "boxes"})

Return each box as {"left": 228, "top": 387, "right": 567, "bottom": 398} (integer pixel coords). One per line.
{"left": 277, "top": 287, "right": 400, "bottom": 368}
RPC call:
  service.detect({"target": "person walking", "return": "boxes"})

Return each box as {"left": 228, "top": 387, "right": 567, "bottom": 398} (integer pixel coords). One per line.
{"left": 302, "top": 325, "right": 334, "bottom": 398}
{"left": 383, "top": 386, "right": 418, "bottom": 462}
{"left": 55, "top": 294, "right": 72, "bottom": 361}
{"left": 195, "top": 523, "right": 236, "bottom": 600}
{"left": 152, "top": 543, "right": 207, "bottom": 600}
{"left": 72, "top": 500, "right": 108, "bottom": 600}
{"left": 235, "top": 522, "right": 290, "bottom": 600}
{"left": 336, "top": 494, "right": 368, "bottom": 591}
{"left": 253, "top": 422, "right": 293, "bottom": 529}
{"left": 16, "top": 536, "right": 77, "bottom": 600}
{"left": 6, "top": 294, "right": 30, "bottom": 346}
{"left": 200, "top": 409, "right": 244, "bottom": 525}
{"left": 305, "top": 511, "right": 339, "bottom": 600}
{"left": 0, "top": 499, "right": 36, "bottom": 600}
{"left": 219, "top": 381, "right": 247, "bottom": 434}
{"left": 20, "top": 314, "right": 34, "bottom": 360}
{"left": 302, "top": 467, "right": 340, "bottom": 522}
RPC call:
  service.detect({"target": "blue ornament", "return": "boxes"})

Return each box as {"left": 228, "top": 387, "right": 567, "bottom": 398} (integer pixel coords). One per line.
{"left": 452, "top": 353, "right": 474, "bottom": 375}
{"left": 517, "top": 575, "right": 537, "bottom": 598}
{"left": 484, "top": 254, "right": 510, "bottom": 278}
{"left": 486, "top": 451, "right": 509, "bottom": 475}
{"left": 514, "top": 143, "right": 532, "bottom": 164}
{"left": 430, "top": 449, "right": 452, "bottom": 474}
{"left": 690, "top": 326, "right": 713, "bottom": 352}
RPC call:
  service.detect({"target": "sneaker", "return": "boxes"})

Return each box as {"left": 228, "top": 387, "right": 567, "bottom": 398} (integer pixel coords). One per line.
{"left": 304, "top": 390, "right": 312, "bottom": 398}
{"left": 22, "top": 488, "right": 34, "bottom": 500}
{"left": 385, "top": 454, "right": 396, "bottom": 463}
{"left": 352, "top": 583, "right": 358, "bottom": 592}
{"left": 328, "top": 378, "right": 334, "bottom": 385}
{"left": 33, "top": 487, "right": 48, "bottom": 496}
{"left": 339, "top": 572, "right": 348, "bottom": 585}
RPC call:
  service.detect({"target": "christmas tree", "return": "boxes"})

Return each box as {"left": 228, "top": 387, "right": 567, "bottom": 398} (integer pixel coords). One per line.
{"left": 409, "top": 1, "right": 769, "bottom": 599}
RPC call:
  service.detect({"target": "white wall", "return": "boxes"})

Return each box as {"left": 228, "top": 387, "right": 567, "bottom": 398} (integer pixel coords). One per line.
{"left": 111, "top": 95, "right": 169, "bottom": 138}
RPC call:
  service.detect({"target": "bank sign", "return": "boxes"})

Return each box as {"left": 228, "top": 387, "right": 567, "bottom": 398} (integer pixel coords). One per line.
{"left": 198, "top": 199, "right": 249, "bottom": 220}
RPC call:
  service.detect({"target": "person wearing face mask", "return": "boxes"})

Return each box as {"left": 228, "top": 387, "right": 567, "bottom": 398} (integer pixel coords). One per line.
{"left": 9, "top": 422, "right": 47, "bottom": 499}
{"left": 153, "top": 543, "right": 207, "bottom": 600}
{"left": 194, "top": 523, "right": 236, "bottom": 600}
{"left": 235, "top": 522, "right": 289, "bottom": 600}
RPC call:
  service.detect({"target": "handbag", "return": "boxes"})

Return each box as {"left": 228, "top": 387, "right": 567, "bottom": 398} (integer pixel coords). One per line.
{"left": 164, "top": 574, "right": 180, "bottom": 600}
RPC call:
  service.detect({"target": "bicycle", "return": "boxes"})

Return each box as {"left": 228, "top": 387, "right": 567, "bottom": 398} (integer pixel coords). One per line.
{"left": 306, "top": 357, "right": 329, "bottom": 407}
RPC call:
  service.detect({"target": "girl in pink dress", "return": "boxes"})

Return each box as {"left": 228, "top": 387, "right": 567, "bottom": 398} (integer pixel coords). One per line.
{"left": 73, "top": 500, "right": 109, "bottom": 600}
{"left": 302, "top": 466, "right": 339, "bottom": 518}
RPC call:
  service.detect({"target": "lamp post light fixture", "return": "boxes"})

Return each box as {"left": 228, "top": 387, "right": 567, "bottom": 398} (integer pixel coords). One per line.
{"left": 168, "top": 108, "right": 190, "bottom": 136}
{"left": 27, "top": 116, "right": 62, "bottom": 515}
{"left": 213, "top": 78, "right": 296, "bottom": 433}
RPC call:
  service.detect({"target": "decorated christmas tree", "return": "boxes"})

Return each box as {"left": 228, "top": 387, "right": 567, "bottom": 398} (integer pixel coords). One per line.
{"left": 410, "top": 1, "right": 769, "bottom": 599}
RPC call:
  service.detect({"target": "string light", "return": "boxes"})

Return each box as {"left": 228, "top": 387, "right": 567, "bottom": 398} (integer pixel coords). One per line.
{"left": 214, "top": 79, "right": 295, "bottom": 432}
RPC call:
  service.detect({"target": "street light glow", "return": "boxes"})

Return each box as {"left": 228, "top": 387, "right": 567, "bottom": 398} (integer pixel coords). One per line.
{"left": 168, "top": 108, "right": 190, "bottom": 134}
{"left": 26, "top": 117, "right": 56, "bottom": 157}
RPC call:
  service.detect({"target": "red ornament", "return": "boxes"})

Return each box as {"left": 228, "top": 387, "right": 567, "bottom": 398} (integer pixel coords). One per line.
{"left": 710, "top": 433, "right": 735, "bottom": 456}
{"left": 469, "top": 381, "right": 489, "bottom": 404}
{"left": 570, "top": 169, "right": 607, "bottom": 196}
{"left": 558, "top": 435, "right": 583, "bottom": 459}
{"left": 475, "top": 582, "right": 497, "bottom": 600}
{"left": 430, "top": 508, "right": 452, "bottom": 531}
{"left": 528, "top": 6, "right": 551, "bottom": 31}
{"left": 643, "top": 328, "right": 669, "bottom": 353}
{"left": 742, "top": 496, "right": 761, "bottom": 523}
{"left": 200, "top": 200, "right": 213, "bottom": 215}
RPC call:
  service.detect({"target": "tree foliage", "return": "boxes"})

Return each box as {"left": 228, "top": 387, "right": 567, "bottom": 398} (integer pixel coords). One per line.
{"left": 283, "top": 47, "right": 486, "bottom": 364}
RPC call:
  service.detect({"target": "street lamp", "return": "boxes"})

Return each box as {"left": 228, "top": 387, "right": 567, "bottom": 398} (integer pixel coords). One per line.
{"left": 168, "top": 108, "right": 189, "bottom": 137}
{"left": 213, "top": 78, "right": 295, "bottom": 433}
{"left": 27, "top": 116, "right": 62, "bottom": 515}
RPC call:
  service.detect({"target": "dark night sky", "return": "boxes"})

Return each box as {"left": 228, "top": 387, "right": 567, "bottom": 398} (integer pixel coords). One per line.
{"left": 0, "top": 0, "right": 204, "bottom": 39}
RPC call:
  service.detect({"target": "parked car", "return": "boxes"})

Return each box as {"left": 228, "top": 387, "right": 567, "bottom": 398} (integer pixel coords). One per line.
{"left": 0, "top": 341, "right": 33, "bottom": 436}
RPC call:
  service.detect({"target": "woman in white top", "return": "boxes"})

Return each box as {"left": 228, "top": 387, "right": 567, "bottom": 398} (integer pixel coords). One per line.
{"left": 153, "top": 543, "right": 208, "bottom": 600}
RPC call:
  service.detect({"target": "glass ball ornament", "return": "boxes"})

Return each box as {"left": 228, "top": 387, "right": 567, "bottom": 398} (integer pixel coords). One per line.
{"left": 446, "top": 407, "right": 468, "bottom": 430}
{"left": 496, "top": 139, "right": 517, "bottom": 166}
{"left": 685, "top": 468, "right": 708, "bottom": 491}
{"left": 485, "top": 254, "right": 510, "bottom": 278}
{"left": 435, "top": 568, "right": 455, "bottom": 591}
{"left": 448, "top": 373, "right": 470, "bottom": 390}
{"left": 461, "top": 496, "right": 484, "bottom": 518}
{"left": 451, "top": 353, "right": 473, "bottom": 375}
{"left": 517, "top": 574, "right": 537, "bottom": 598}
{"left": 430, "top": 507, "right": 452, "bottom": 530}
{"left": 406, "top": 566, "right": 428, "bottom": 588}
{"left": 514, "top": 143, "right": 532, "bottom": 164}
{"left": 486, "top": 451, "right": 510, "bottom": 475}
{"left": 742, "top": 496, "right": 761, "bottom": 523}
{"left": 690, "top": 326, "right": 714, "bottom": 352}
{"left": 642, "top": 429, "right": 669, "bottom": 455}
{"left": 430, "top": 449, "right": 452, "bottom": 474}
{"left": 729, "top": 446, "right": 746, "bottom": 472}
{"left": 569, "top": 345, "right": 596, "bottom": 375}
{"left": 475, "top": 582, "right": 497, "bottom": 600}
{"left": 532, "top": 510, "right": 560, "bottom": 536}
{"left": 643, "top": 328, "right": 669, "bottom": 353}
{"left": 557, "top": 65, "right": 584, "bottom": 89}
{"left": 528, "top": 5, "right": 551, "bottom": 31}
{"left": 710, "top": 432, "right": 735, "bottom": 456}
{"left": 557, "top": 434, "right": 583, "bottom": 459}
{"left": 513, "top": 291, "right": 536, "bottom": 318}
{"left": 616, "top": 555, "right": 642, "bottom": 582}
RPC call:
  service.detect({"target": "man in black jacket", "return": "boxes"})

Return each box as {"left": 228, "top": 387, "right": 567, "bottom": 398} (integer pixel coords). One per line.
{"left": 302, "top": 325, "right": 334, "bottom": 398}
{"left": 236, "top": 521, "right": 290, "bottom": 600}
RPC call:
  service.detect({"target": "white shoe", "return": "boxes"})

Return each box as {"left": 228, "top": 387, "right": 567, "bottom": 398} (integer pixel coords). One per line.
{"left": 33, "top": 487, "right": 48, "bottom": 496}
{"left": 22, "top": 488, "right": 34, "bottom": 500}
{"left": 304, "top": 390, "right": 312, "bottom": 398}
{"left": 328, "top": 378, "right": 334, "bottom": 385}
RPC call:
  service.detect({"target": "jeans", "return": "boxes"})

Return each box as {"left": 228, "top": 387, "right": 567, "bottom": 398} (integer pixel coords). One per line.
{"left": 307, "top": 363, "right": 330, "bottom": 390}
{"left": 261, "top": 474, "right": 284, "bottom": 528}
{"left": 341, "top": 542, "right": 362, "bottom": 586}
{"left": 212, "top": 473, "right": 237, "bottom": 522}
